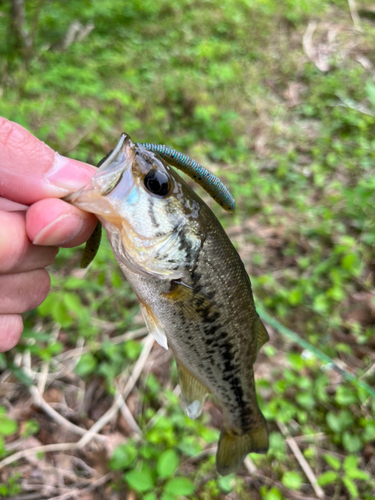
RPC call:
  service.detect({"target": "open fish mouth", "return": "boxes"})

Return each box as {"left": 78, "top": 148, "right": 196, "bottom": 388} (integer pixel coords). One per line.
{"left": 64, "top": 134, "right": 135, "bottom": 216}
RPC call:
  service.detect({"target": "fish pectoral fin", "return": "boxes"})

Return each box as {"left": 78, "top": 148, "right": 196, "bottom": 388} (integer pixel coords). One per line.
{"left": 256, "top": 319, "right": 269, "bottom": 354}
{"left": 163, "top": 281, "right": 217, "bottom": 322}
{"left": 176, "top": 360, "right": 210, "bottom": 419}
{"left": 216, "top": 420, "right": 269, "bottom": 476}
{"left": 81, "top": 221, "right": 102, "bottom": 268}
{"left": 139, "top": 301, "right": 168, "bottom": 350}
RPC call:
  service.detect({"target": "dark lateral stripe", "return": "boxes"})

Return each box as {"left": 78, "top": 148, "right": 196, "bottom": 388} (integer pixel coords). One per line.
{"left": 148, "top": 198, "right": 159, "bottom": 228}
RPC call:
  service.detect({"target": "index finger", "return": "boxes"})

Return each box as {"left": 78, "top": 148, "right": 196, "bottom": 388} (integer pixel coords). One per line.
{"left": 0, "top": 117, "right": 96, "bottom": 205}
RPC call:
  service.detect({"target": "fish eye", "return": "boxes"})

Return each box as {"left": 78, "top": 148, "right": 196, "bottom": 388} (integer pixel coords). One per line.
{"left": 144, "top": 170, "right": 171, "bottom": 196}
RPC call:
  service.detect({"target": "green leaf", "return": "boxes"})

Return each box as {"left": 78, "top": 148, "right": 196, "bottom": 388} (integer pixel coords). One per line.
{"left": 161, "top": 493, "right": 176, "bottom": 500}
{"left": 0, "top": 436, "right": 5, "bottom": 455}
{"left": 342, "top": 432, "right": 362, "bottom": 453}
{"left": 164, "top": 477, "right": 195, "bottom": 495}
{"left": 296, "top": 392, "right": 315, "bottom": 409}
{"left": 144, "top": 494, "right": 157, "bottom": 500}
{"left": 323, "top": 453, "right": 341, "bottom": 470}
{"left": 335, "top": 386, "right": 357, "bottom": 406}
{"left": 345, "top": 468, "right": 370, "bottom": 481}
{"left": 0, "top": 353, "right": 6, "bottom": 370}
{"left": 262, "top": 487, "right": 283, "bottom": 500}
{"left": 317, "top": 471, "right": 338, "bottom": 486}
{"left": 0, "top": 416, "right": 18, "bottom": 436}
{"left": 9, "top": 364, "right": 33, "bottom": 386}
{"left": 110, "top": 444, "right": 137, "bottom": 470}
{"left": 124, "top": 340, "right": 142, "bottom": 360}
{"left": 124, "top": 470, "right": 154, "bottom": 493}
{"left": 75, "top": 353, "right": 97, "bottom": 377}
{"left": 200, "top": 427, "right": 220, "bottom": 443}
{"left": 281, "top": 471, "right": 303, "bottom": 490}
{"left": 343, "top": 455, "right": 357, "bottom": 470}
{"left": 342, "top": 476, "right": 359, "bottom": 498}
{"left": 63, "top": 292, "right": 83, "bottom": 316}
{"left": 218, "top": 474, "right": 234, "bottom": 493}
{"left": 157, "top": 450, "right": 179, "bottom": 478}
{"left": 326, "top": 410, "right": 353, "bottom": 433}
{"left": 21, "top": 419, "right": 40, "bottom": 438}
{"left": 363, "top": 422, "right": 375, "bottom": 441}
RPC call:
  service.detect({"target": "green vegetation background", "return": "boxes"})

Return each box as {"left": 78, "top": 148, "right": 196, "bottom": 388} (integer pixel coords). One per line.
{"left": 0, "top": 0, "right": 375, "bottom": 499}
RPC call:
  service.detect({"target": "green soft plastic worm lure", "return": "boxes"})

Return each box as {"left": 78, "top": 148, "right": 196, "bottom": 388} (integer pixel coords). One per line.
{"left": 78, "top": 136, "right": 236, "bottom": 268}
{"left": 138, "top": 143, "right": 236, "bottom": 212}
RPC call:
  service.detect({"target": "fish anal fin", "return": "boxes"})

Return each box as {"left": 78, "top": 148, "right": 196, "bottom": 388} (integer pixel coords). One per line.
{"left": 216, "top": 420, "right": 269, "bottom": 476}
{"left": 81, "top": 221, "right": 102, "bottom": 268}
{"left": 139, "top": 301, "right": 168, "bottom": 350}
{"left": 256, "top": 319, "right": 269, "bottom": 353}
{"left": 163, "top": 282, "right": 217, "bottom": 322}
{"left": 176, "top": 360, "right": 210, "bottom": 419}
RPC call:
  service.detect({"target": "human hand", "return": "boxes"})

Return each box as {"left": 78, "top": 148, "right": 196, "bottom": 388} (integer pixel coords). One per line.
{"left": 0, "top": 117, "right": 97, "bottom": 352}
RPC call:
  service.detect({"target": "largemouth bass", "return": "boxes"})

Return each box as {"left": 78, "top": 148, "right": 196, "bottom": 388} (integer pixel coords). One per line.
{"left": 66, "top": 134, "right": 269, "bottom": 475}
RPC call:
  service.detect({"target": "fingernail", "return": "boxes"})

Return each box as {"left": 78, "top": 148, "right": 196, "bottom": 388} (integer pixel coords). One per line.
{"left": 33, "top": 214, "right": 84, "bottom": 246}
{"left": 46, "top": 153, "right": 95, "bottom": 193}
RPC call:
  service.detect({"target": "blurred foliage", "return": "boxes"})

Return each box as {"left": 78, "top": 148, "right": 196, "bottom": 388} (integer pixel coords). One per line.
{"left": 1, "top": 0, "right": 375, "bottom": 498}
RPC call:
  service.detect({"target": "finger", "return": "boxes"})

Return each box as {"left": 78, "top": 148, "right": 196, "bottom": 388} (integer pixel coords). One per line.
{"left": 0, "top": 197, "right": 28, "bottom": 212}
{"left": 0, "top": 269, "right": 51, "bottom": 314}
{"left": 0, "top": 211, "right": 58, "bottom": 274}
{"left": 0, "top": 117, "right": 96, "bottom": 205}
{"left": 26, "top": 198, "right": 98, "bottom": 248}
{"left": 0, "top": 314, "right": 23, "bottom": 352}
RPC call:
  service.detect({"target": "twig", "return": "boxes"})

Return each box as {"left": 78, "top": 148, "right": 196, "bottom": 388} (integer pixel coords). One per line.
{"left": 0, "top": 442, "right": 78, "bottom": 470}
{"left": 277, "top": 421, "right": 325, "bottom": 499}
{"left": 244, "top": 456, "right": 257, "bottom": 474}
{"left": 55, "top": 327, "right": 148, "bottom": 362}
{"left": 146, "top": 384, "right": 181, "bottom": 429}
{"left": 22, "top": 357, "right": 106, "bottom": 443}
{"left": 10, "top": 494, "right": 50, "bottom": 500}
{"left": 348, "top": 0, "right": 362, "bottom": 32}
{"left": 302, "top": 21, "right": 317, "bottom": 62}
{"left": 115, "top": 384, "right": 142, "bottom": 436}
{"left": 77, "top": 334, "right": 154, "bottom": 448}
{"left": 47, "top": 472, "right": 112, "bottom": 500}
{"left": 37, "top": 325, "right": 60, "bottom": 393}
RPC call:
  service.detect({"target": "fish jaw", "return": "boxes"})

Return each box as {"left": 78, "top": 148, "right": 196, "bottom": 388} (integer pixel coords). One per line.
{"left": 66, "top": 134, "right": 204, "bottom": 279}
{"left": 65, "top": 134, "right": 135, "bottom": 225}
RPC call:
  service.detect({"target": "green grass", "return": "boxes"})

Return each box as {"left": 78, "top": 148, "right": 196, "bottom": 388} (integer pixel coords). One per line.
{"left": 0, "top": 0, "right": 375, "bottom": 498}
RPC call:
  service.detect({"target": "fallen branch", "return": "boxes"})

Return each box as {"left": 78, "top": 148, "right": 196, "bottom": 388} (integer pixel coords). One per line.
{"left": 77, "top": 334, "right": 154, "bottom": 448}
{"left": 277, "top": 421, "right": 325, "bottom": 499}
{"left": 47, "top": 472, "right": 112, "bottom": 500}
{"left": 0, "top": 442, "right": 78, "bottom": 470}
{"left": 348, "top": 0, "right": 362, "bottom": 31}
{"left": 55, "top": 327, "right": 148, "bottom": 362}
{"left": 115, "top": 385, "right": 142, "bottom": 436}
{"left": 22, "top": 354, "right": 106, "bottom": 443}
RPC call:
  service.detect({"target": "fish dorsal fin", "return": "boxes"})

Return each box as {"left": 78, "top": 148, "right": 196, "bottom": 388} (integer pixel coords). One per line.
{"left": 81, "top": 221, "right": 102, "bottom": 268}
{"left": 256, "top": 319, "right": 269, "bottom": 354}
{"left": 138, "top": 143, "right": 236, "bottom": 212}
{"left": 139, "top": 301, "right": 168, "bottom": 350}
{"left": 175, "top": 359, "right": 210, "bottom": 419}
{"left": 163, "top": 281, "right": 218, "bottom": 323}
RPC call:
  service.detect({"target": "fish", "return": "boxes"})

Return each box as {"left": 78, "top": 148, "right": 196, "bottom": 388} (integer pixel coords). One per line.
{"left": 65, "top": 134, "right": 269, "bottom": 475}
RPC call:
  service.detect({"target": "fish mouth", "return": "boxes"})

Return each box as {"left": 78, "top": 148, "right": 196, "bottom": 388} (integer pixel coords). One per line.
{"left": 64, "top": 133, "right": 135, "bottom": 216}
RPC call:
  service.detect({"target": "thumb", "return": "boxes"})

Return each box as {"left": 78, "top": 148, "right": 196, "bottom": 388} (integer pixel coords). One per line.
{"left": 0, "top": 117, "right": 96, "bottom": 205}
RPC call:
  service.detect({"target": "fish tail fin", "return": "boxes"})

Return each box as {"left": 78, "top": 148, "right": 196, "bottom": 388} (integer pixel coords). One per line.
{"left": 216, "top": 420, "right": 268, "bottom": 476}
